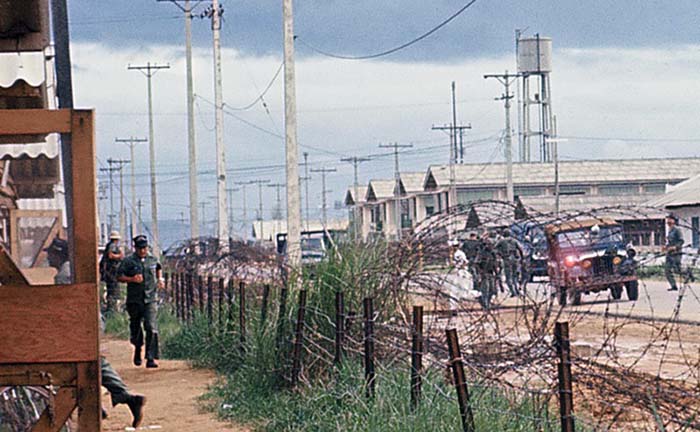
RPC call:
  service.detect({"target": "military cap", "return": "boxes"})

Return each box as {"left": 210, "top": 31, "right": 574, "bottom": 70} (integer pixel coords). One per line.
{"left": 133, "top": 235, "right": 149, "bottom": 248}
{"left": 44, "top": 237, "right": 69, "bottom": 256}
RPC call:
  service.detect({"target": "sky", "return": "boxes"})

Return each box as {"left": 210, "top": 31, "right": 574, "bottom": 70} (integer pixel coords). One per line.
{"left": 64, "top": 0, "right": 700, "bottom": 245}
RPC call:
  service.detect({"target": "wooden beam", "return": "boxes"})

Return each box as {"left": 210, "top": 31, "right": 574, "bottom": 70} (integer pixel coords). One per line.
{"left": 31, "top": 387, "right": 77, "bottom": 432}
{"left": 76, "top": 361, "right": 101, "bottom": 432}
{"left": 0, "top": 284, "right": 98, "bottom": 363}
{"left": 0, "top": 109, "right": 72, "bottom": 135}
{"left": 0, "top": 362, "right": 77, "bottom": 386}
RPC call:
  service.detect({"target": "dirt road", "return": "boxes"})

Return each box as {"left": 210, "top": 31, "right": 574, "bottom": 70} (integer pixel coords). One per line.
{"left": 101, "top": 337, "right": 248, "bottom": 431}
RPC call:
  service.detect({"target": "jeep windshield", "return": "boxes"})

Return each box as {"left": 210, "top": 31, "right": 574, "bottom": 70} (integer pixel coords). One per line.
{"left": 555, "top": 226, "right": 623, "bottom": 250}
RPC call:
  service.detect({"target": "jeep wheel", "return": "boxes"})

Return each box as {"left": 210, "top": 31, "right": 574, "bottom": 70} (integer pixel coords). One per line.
{"left": 625, "top": 281, "right": 639, "bottom": 301}
{"left": 610, "top": 285, "right": 623, "bottom": 300}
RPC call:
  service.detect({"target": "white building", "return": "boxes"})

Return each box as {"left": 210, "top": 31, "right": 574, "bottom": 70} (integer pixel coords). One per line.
{"left": 647, "top": 174, "right": 700, "bottom": 251}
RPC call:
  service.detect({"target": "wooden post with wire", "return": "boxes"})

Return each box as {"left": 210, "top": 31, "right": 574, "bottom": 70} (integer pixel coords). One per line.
{"left": 198, "top": 274, "right": 204, "bottom": 314}
{"left": 260, "top": 284, "right": 270, "bottom": 326}
{"left": 173, "top": 272, "right": 180, "bottom": 320}
{"left": 411, "top": 305, "right": 424, "bottom": 410}
{"left": 207, "top": 275, "right": 213, "bottom": 326}
{"left": 239, "top": 281, "right": 247, "bottom": 352}
{"left": 218, "top": 278, "right": 225, "bottom": 330}
{"left": 290, "top": 289, "right": 307, "bottom": 387}
{"left": 363, "top": 297, "right": 375, "bottom": 399}
{"left": 334, "top": 291, "right": 345, "bottom": 366}
{"left": 227, "top": 279, "right": 234, "bottom": 332}
{"left": 555, "top": 321, "right": 575, "bottom": 432}
{"left": 446, "top": 328, "right": 475, "bottom": 432}
{"left": 187, "top": 273, "right": 194, "bottom": 323}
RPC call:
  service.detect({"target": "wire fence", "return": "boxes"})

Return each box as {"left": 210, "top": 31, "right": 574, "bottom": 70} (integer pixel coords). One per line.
{"left": 162, "top": 200, "right": 700, "bottom": 431}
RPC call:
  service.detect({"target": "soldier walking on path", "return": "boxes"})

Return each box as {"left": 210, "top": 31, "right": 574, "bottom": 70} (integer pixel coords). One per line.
{"left": 118, "top": 235, "right": 164, "bottom": 368}
{"left": 100, "top": 231, "right": 124, "bottom": 314}
{"left": 496, "top": 229, "right": 524, "bottom": 297}
{"left": 664, "top": 215, "right": 684, "bottom": 292}
{"left": 474, "top": 231, "right": 499, "bottom": 310}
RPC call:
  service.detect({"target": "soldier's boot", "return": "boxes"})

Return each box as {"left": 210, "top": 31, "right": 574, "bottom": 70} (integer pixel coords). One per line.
{"left": 126, "top": 394, "right": 146, "bottom": 428}
{"left": 146, "top": 358, "right": 159, "bottom": 368}
{"left": 133, "top": 345, "right": 142, "bottom": 366}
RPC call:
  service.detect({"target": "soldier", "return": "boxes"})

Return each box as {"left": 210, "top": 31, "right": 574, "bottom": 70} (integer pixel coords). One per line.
{"left": 496, "top": 229, "right": 524, "bottom": 297}
{"left": 664, "top": 214, "right": 684, "bottom": 292}
{"left": 461, "top": 232, "right": 479, "bottom": 291}
{"left": 474, "top": 231, "right": 499, "bottom": 309}
{"left": 100, "top": 231, "right": 124, "bottom": 314}
{"left": 117, "top": 235, "right": 164, "bottom": 368}
{"left": 448, "top": 239, "right": 469, "bottom": 311}
{"left": 45, "top": 238, "right": 146, "bottom": 427}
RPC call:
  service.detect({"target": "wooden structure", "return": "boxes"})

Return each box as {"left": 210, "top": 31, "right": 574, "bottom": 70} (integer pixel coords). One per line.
{"left": 0, "top": 109, "right": 101, "bottom": 431}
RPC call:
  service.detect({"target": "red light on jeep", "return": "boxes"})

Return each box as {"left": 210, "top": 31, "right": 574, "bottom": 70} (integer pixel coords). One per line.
{"left": 564, "top": 256, "right": 577, "bottom": 268}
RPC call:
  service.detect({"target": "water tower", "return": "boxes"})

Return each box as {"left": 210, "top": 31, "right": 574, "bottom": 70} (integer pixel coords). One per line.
{"left": 517, "top": 34, "right": 555, "bottom": 162}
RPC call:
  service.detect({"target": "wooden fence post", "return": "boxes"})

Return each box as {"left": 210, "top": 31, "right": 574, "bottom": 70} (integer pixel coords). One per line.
{"left": 164, "top": 272, "right": 170, "bottom": 302}
{"left": 290, "top": 289, "right": 307, "bottom": 387}
{"left": 227, "top": 279, "right": 234, "bottom": 332}
{"left": 218, "top": 278, "right": 225, "bottom": 330}
{"left": 334, "top": 291, "right": 344, "bottom": 366}
{"left": 411, "top": 305, "right": 424, "bottom": 410}
{"left": 363, "top": 297, "right": 375, "bottom": 399}
{"left": 276, "top": 278, "right": 289, "bottom": 351}
{"left": 207, "top": 275, "right": 213, "bottom": 326}
{"left": 260, "top": 284, "right": 270, "bottom": 326}
{"left": 555, "top": 321, "right": 575, "bottom": 432}
{"left": 179, "top": 272, "right": 185, "bottom": 322}
{"left": 446, "top": 328, "right": 475, "bottom": 432}
{"left": 239, "top": 281, "right": 247, "bottom": 352}
{"left": 173, "top": 273, "right": 180, "bottom": 320}
{"left": 187, "top": 273, "right": 194, "bottom": 323}
{"left": 198, "top": 275, "right": 204, "bottom": 314}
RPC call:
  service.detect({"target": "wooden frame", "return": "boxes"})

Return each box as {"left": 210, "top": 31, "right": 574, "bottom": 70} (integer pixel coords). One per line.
{"left": 0, "top": 109, "right": 101, "bottom": 431}
{"left": 9, "top": 209, "right": 62, "bottom": 267}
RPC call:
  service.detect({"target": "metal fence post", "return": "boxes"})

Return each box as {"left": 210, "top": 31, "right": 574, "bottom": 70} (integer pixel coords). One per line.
{"left": 555, "top": 321, "right": 575, "bottom": 432}
{"left": 290, "top": 289, "right": 307, "bottom": 387}
{"left": 411, "top": 305, "right": 424, "bottom": 410}
{"left": 363, "top": 297, "right": 375, "bottom": 399}
{"left": 207, "top": 275, "right": 213, "bottom": 326}
{"left": 446, "top": 328, "right": 475, "bottom": 432}
{"left": 260, "top": 284, "right": 270, "bottom": 326}
{"left": 334, "top": 291, "right": 345, "bottom": 367}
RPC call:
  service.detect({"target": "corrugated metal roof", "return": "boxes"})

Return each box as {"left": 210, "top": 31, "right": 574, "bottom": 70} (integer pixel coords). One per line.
{"left": 398, "top": 172, "right": 425, "bottom": 195}
{"left": 0, "top": 50, "right": 46, "bottom": 88}
{"left": 425, "top": 158, "right": 700, "bottom": 189}
{"left": 646, "top": 174, "right": 700, "bottom": 208}
{"left": 366, "top": 179, "right": 395, "bottom": 202}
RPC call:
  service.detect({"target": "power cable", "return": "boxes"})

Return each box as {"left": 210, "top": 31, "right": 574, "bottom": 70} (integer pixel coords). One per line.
{"left": 295, "top": 0, "right": 480, "bottom": 60}
{"left": 223, "top": 61, "right": 284, "bottom": 111}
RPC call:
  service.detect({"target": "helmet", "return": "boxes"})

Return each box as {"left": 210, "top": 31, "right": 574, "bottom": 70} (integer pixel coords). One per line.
{"left": 502, "top": 229, "right": 511, "bottom": 238}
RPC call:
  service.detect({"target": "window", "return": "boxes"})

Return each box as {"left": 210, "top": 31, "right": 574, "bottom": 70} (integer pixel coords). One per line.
{"left": 693, "top": 217, "right": 699, "bottom": 248}
{"left": 424, "top": 195, "right": 435, "bottom": 216}
{"left": 643, "top": 183, "right": 667, "bottom": 194}
{"left": 598, "top": 184, "right": 639, "bottom": 196}
{"left": 514, "top": 186, "right": 544, "bottom": 197}
{"left": 558, "top": 185, "right": 589, "bottom": 196}
{"left": 456, "top": 188, "right": 495, "bottom": 204}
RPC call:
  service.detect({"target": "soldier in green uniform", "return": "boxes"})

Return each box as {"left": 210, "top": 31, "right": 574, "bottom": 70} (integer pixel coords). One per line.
{"left": 117, "top": 235, "right": 164, "bottom": 368}
{"left": 496, "top": 229, "right": 524, "bottom": 297}
{"left": 474, "top": 231, "right": 499, "bottom": 309}
{"left": 664, "top": 215, "right": 684, "bottom": 291}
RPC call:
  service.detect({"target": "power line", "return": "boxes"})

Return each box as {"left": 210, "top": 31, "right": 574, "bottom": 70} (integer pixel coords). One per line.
{"left": 295, "top": 0, "right": 480, "bottom": 60}
{"left": 223, "top": 61, "right": 284, "bottom": 111}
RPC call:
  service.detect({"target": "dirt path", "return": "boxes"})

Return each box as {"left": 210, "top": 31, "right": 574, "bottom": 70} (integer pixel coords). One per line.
{"left": 101, "top": 337, "right": 249, "bottom": 431}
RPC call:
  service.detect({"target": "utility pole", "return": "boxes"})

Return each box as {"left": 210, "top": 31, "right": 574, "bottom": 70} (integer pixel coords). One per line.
{"left": 114, "top": 158, "right": 131, "bottom": 243}
{"left": 157, "top": 0, "right": 201, "bottom": 243}
{"left": 432, "top": 82, "right": 471, "bottom": 208}
{"left": 98, "top": 181, "right": 108, "bottom": 243}
{"left": 484, "top": 70, "right": 519, "bottom": 202}
{"left": 128, "top": 62, "right": 170, "bottom": 256}
{"left": 268, "top": 183, "right": 285, "bottom": 237}
{"left": 378, "top": 143, "right": 412, "bottom": 240}
{"left": 137, "top": 200, "right": 143, "bottom": 234}
{"left": 201, "top": 0, "right": 229, "bottom": 247}
{"left": 199, "top": 201, "right": 207, "bottom": 237}
{"left": 234, "top": 182, "right": 250, "bottom": 241}
{"left": 116, "top": 137, "right": 147, "bottom": 238}
{"left": 300, "top": 152, "right": 311, "bottom": 233}
{"left": 340, "top": 155, "right": 371, "bottom": 240}
{"left": 244, "top": 180, "right": 270, "bottom": 241}
{"left": 99, "top": 164, "right": 118, "bottom": 235}
{"left": 310, "top": 167, "right": 337, "bottom": 228}
{"left": 283, "top": 0, "right": 302, "bottom": 267}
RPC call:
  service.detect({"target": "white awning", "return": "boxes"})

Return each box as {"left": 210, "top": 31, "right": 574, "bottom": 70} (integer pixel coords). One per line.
{"left": 0, "top": 50, "right": 46, "bottom": 88}
{"left": 0, "top": 134, "right": 59, "bottom": 159}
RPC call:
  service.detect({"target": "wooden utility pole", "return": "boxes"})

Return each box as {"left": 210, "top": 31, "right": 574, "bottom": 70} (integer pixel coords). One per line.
{"left": 301, "top": 151, "right": 311, "bottom": 233}
{"left": 234, "top": 181, "right": 250, "bottom": 241}
{"left": 116, "top": 137, "right": 147, "bottom": 238}
{"left": 378, "top": 143, "right": 412, "bottom": 240}
{"left": 340, "top": 156, "right": 371, "bottom": 240}
{"left": 283, "top": 0, "right": 302, "bottom": 268}
{"left": 128, "top": 62, "right": 170, "bottom": 256}
{"left": 484, "top": 71, "right": 519, "bottom": 202}
{"left": 310, "top": 167, "right": 337, "bottom": 228}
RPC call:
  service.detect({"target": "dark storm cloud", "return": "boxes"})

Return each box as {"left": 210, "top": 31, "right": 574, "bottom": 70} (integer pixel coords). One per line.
{"left": 69, "top": 0, "right": 700, "bottom": 61}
